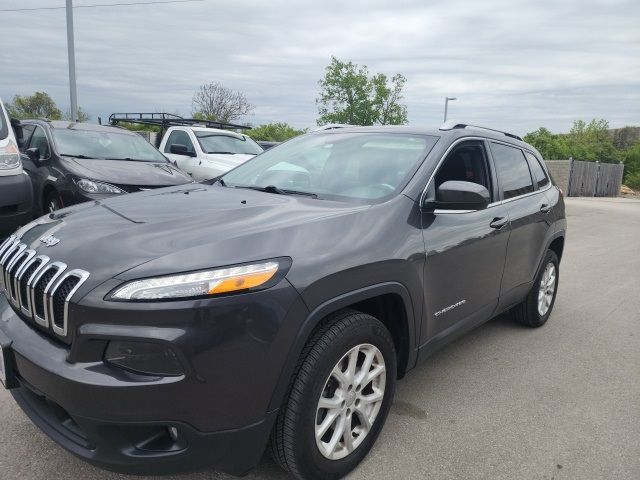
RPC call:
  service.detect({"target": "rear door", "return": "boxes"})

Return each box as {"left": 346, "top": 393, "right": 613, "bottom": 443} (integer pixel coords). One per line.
{"left": 421, "top": 139, "right": 511, "bottom": 344}
{"left": 489, "top": 141, "right": 550, "bottom": 307}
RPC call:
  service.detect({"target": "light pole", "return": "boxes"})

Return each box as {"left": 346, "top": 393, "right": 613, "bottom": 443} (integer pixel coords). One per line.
{"left": 443, "top": 97, "right": 456, "bottom": 122}
{"left": 66, "top": 0, "right": 78, "bottom": 122}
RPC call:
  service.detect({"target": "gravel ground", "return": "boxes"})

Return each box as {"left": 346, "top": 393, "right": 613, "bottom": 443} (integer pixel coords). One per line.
{"left": 1, "top": 197, "right": 639, "bottom": 480}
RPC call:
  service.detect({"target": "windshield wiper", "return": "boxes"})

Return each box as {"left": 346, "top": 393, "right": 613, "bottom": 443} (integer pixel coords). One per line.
{"left": 201, "top": 176, "right": 225, "bottom": 186}
{"left": 207, "top": 151, "right": 238, "bottom": 155}
{"left": 233, "top": 184, "right": 318, "bottom": 198}
{"left": 104, "top": 157, "right": 151, "bottom": 162}
{"left": 62, "top": 153, "right": 95, "bottom": 159}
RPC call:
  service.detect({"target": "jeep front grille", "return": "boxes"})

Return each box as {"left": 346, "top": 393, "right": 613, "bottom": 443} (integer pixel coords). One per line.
{"left": 0, "top": 235, "right": 89, "bottom": 341}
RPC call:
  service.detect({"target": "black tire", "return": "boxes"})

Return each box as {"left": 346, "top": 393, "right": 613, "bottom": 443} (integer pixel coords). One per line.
{"left": 510, "top": 250, "right": 559, "bottom": 327}
{"left": 270, "top": 309, "right": 397, "bottom": 480}
{"left": 44, "top": 190, "right": 62, "bottom": 213}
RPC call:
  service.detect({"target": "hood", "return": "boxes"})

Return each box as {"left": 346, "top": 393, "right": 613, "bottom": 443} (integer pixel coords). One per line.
{"left": 62, "top": 157, "right": 192, "bottom": 186}
{"left": 16, "top": 184, "right": 369, "bottom": 289}
{"left": 199, "top": 153, "right": 255, "bottom": 171}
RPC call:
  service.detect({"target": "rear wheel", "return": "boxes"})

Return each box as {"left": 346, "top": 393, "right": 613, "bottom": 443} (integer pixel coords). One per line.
{"left": 510, "top": 250, "right": 559, "bottom": 327}
{"left": 270, "top": 310, "right": 397, "bottom": 480}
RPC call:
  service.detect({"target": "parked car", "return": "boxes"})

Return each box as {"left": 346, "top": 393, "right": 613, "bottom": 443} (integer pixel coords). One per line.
{"left": 17, "top": 120, "right": 192, "bottom": 215}
{"left": 159, "top": 125, "right": 263, "bottom": 181}
{"left": 0, "top": 99, "right": 33, "bottom": 237}
{"left": 0, "top": 122, "right": 566, "bottom": 479}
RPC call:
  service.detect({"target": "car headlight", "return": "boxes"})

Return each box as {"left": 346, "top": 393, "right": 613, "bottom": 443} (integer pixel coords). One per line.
{"left": 0, "top": 140, "right": 21, "bottom": 170}
{"left": 76, "top": 178, "right": 125, "bottom": 194}
{"left": 109, "top": 260, "right": 283, "bottom": 301}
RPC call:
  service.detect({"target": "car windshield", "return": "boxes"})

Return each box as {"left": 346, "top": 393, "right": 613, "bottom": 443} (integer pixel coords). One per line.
{"left": 221, "top": 132, "right": 438, "bottom": 201}
{"left": 52, "top": 129, "right": 167, "bottom": 162}
{"left": 195, "top": 132, "right": 263, "bottom": 155}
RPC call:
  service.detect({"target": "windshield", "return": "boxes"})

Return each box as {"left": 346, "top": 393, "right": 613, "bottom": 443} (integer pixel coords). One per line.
{"left": 195, "top": 132, "right": 263, "bottom": 155}
{"left": 52, "top": 129, "right": 168, "bottom": 162}
{"left": 221, "top": 132, "right": 438, "bottom": 201}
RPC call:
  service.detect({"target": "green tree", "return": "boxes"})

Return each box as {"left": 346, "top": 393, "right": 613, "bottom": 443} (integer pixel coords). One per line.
{"left": 523, "top": 127, "right": 569, "bottom": 159}
{"left": 7, "top": 92, "right": 62, "bottom": 120}
{"left": 63, "top": 107, "right": 91, "bottom": 122}
{"left": 565, "top": 119, "right": 621, "bottom": 163}
{"left": 316, "top": 57, "right": 408, "bottom": 126}
{"left": 246, "top": 122, "right": 307, "bottom": 142}
{"left": 623, "top": 143, "right": 640, "bottom": 189}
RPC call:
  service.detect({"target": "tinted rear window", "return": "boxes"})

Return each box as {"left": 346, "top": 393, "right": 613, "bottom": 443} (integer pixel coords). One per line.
{"left": 525, "top": 151, "right": 549, "bottom": 189}
{"left": 490, "top": 142, "right": 534, "bottom": 199}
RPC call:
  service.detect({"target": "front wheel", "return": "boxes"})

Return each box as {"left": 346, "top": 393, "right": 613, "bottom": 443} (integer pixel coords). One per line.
{"left": 44, "top": 190, "right": 62, "bottom": 213}
{"left": 510, "top": 250, "right": 560, "bottom": 327}
{"left": 270, "top": 310, "right": 397, "bottom": 480}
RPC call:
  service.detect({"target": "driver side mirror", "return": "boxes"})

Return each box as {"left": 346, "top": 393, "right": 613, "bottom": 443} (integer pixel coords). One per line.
{"left": 424, "top": 180, "right": 490, "bottom": 211}
{"left": 26, "top": 147, "right": 41, "bottom": 162}
{"left": 169, "top": 144, "right": 196, "bottom": 157}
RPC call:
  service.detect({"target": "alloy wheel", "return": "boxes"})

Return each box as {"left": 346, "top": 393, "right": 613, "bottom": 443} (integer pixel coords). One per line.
{"left": 315, "top": 343, "right": 386, "bottom": 460}
{"left": 538, "top": 262, "right": 556, "bottom": 316}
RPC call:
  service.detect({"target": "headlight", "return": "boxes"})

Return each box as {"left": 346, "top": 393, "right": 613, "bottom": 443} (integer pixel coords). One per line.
{"left": 0, "top": 140, "right": 21, "bottom": 170}
{"left": 109, "top": 260, "right": 282, "bottom": 301}
{"left": 76, "top": 178, "right": 125, "bottom": 194}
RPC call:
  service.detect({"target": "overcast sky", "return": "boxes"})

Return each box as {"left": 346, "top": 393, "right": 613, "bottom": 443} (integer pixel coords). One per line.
{"left": 1, "top": 0, "right": 638, "bottom": 135}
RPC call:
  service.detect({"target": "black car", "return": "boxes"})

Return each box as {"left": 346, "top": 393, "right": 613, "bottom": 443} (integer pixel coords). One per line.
{"left": 16, "top": 120, "right": 192, "bottom": 215}
{"left": 0, "top": 123, "right": 566, "bottom": 480}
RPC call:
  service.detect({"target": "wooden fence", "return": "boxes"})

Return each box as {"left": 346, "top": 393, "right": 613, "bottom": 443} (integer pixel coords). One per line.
{"left": 545, "top": 160, "right": 624, "bottom": 197}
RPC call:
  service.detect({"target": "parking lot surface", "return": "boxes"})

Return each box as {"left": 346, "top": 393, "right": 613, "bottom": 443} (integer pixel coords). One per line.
{"left": 1, "top": 197, "right": 638, "bottom": 480}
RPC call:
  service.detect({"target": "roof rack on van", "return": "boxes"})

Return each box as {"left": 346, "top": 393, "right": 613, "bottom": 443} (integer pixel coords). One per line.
{"left": 108, "top": 113, "right": 250, "bottom": 132}
{"left": 439, "top": 121, "right": 522, "bottom": 141}
{"left": 109, "top": 113, "right": 251, "bottom": 147}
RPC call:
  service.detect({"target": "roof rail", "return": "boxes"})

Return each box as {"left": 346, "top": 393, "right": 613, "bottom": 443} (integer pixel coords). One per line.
{"left": 439, "top": 120, "right": 522, "bottom": 141}
{"left": 108, "top": 113, "right": 251, "bottom": 131}
{"left": 313, "top": 123, "right": 354, "bottom": 132}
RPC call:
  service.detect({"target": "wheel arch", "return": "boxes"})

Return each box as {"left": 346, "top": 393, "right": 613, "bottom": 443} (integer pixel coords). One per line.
{"left": 268, "top": 282, "right": 417, "bottom": 412}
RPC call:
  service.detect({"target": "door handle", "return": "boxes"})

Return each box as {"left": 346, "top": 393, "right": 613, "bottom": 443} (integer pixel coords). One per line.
{"left": 540, "top": 204, "right": 552, "bottom": 214}
{"left": 490, "top": 217, "right": 508, "bottom": 229}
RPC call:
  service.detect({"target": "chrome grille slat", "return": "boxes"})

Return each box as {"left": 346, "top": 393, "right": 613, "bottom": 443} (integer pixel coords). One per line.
{"left": 3, "top": 243, "right": 27, "bottom": 295}
{"left": 18, "top": 255, "right": 49, "bottom": 316}
{"left": 0, "top": 239, "right": 20, "bottom": 290}
{"left": 30, "top": 262, "right": 67, "bottom": 328}
{"left": 9, "top": 249, "right": 35, "bottom": 306}
{"left": 49, "top": 269, "right": 90, "bottom": 337}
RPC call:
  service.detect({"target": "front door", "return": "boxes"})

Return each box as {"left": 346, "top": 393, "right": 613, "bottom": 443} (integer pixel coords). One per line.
{"left": 163, "top": 129, "right": 197, "bottom": 176}
{"left": 420, "top": 139, "right": 510, "bottom": 345}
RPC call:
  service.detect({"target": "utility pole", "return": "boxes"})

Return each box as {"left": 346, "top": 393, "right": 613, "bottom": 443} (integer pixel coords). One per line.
{"left": 444, "top": 97, "right": 456, "bottom": 122}
{"left": 66, "top": 0, "right": 78, "bottom": 122}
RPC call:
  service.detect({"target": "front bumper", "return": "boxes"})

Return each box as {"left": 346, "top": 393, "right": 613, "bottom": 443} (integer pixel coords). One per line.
{"left": 0, "top": 173, "right": 33, "bottom": 237}
{"left": 0, "top": 279, "right": 308, "bottom": 475}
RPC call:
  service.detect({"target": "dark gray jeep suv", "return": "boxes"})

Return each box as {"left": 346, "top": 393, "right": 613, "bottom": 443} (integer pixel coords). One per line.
{"left": 0, "top": 122, "right": 566, "bottom": 480}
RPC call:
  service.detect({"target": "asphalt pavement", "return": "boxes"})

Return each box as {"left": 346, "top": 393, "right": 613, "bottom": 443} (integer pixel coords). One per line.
{"left": 1, "top": 197, "right": 638, "bottom": 479}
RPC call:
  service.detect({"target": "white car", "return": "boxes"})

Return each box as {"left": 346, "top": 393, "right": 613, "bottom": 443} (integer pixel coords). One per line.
{"left": 0, "top": 98, "right": 33, "bottom": 237}
{"left": 159, "top": 126, "right": 263, "bottom": 181}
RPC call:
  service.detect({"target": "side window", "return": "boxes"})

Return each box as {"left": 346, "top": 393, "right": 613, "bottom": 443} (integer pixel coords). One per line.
{"left": 28, "top": 126, "right": 51, "bottom": 159}
{"left": 164, "top": 130, "right": 195, "bottom": 154}
{"left": 434, "top": 142, "right": 492, "bottom": 195}
{"left": 524, "top": 151, "right": 549, "bottom": 189}
{"left": 490, "top": 142, "right": 534, "bottom": 199}
{"left": 19, "top": 124, "right": 36, "bottom": 148}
